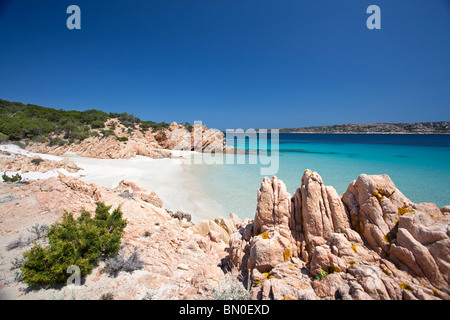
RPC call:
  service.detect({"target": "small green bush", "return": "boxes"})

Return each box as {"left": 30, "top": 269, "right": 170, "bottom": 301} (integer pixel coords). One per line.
{"left": 0, "top": 132, "right": 9, "bottom": 142}
{"left": 116, "top": 136, "right": 128, "bottom": 142}
{"left": 2, "top": 172, "right": 22, "bottom": 183}
{"left": 313, "top": 267, "right": 328, "bottom": 281}
{"left": 90, "top": 120, "right": 105, "bottom": 129}
{"left": 31, "top": 158, "right": 44, "bottom": 166}
{"left": 20, "top": 202, "right": 127, "bottom": 287}
{"left": 31, "top": 135, "right": 47, "bottom": 143}
{"left": 48, "top": 137, "right": 65, "bottom": 147}
{"left": 100, "top": 129, "right": 116, "bottom": 138}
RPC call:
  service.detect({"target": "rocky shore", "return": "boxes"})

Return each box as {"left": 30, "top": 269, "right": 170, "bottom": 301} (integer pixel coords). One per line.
{"left": 0, "top": 152, "right": 449, "bottom": 300}
{"left": 23, "top": 120, "right": 234, "bottom": 160}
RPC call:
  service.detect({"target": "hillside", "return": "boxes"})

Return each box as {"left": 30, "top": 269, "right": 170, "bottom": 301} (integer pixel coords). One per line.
{"left": 0, "top": 99, "right": 231, "bottom": 158}
{"left": 0, "top": 98, "right": 186, "bottom": 144}
{"left": 280, "top": 122, "right": 450, "bottom": 134}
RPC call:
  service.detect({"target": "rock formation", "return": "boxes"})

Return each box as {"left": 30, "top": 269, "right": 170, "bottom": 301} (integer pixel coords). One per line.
{"left": 0, "top": 176, "right": 233, "bottom": 300}
{"left": 0, "top": 154, "right": 82, "bottom": 174}
{"left": 24, "top": 120, "right": 234, "bottom": 160}
{"left": 1, "top": 148, "right": 448, "bottom": 300}
{"left": 229, "top": 169, "right": 450, "bottom": 300}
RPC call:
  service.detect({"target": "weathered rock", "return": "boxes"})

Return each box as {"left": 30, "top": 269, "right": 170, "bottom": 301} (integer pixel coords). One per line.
{"left": 0, "top": 176, "right": 227, "bottom": 300}
{"left": 171, "top": 210, "right": 192, "bottom": 222}
{"left": 230, "top": 171, "right": 450, "bottom": 300}
{"left": 114, "top": 180, "right": 163, "bottom": 208}
{"left": 343, "top": 174, "right": 450, "bottom": 293}
{"left": 189, "top": 220, "right": 231, "bottom": 244}
{"left": 247, "top": 231, "right": 293, "bottom": 273}
{"left": 254, "top": 176, "right": 292, "bottom": 235}
{"left": 0, "top": 154, "right": 82, "bottom": 174}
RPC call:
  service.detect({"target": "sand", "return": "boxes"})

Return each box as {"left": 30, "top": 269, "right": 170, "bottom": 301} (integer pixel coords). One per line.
{"left": 0, "top": 144, "right": 225, "bottom": 222}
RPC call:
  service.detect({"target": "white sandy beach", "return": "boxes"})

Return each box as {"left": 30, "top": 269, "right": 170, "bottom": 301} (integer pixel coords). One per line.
{"left": 0, "top": 144, "right": 225, "bottom": 222}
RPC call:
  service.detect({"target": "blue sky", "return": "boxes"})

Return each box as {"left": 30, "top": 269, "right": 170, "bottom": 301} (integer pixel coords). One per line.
{"left": 0, "top": 0, "right": 449, "bottom": 130}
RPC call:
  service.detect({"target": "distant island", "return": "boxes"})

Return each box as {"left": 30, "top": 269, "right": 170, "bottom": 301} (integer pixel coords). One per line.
{"left": 279, "top": 122, "right": 450, "bottom": 134}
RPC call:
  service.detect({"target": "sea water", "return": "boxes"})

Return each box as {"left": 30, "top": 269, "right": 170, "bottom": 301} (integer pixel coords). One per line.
{"left": 186, "top": 134, "right": 450, "bottom": 220}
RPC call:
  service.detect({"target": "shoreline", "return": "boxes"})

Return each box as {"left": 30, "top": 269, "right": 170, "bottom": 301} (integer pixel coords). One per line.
{"left": 0, "top": 144, "right": 225, "bottom": 223}
{"left": 277, "top": 132, "right": 450, "bottom": 135}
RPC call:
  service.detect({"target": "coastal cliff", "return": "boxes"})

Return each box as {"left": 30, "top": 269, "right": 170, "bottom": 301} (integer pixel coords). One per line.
{"left": 1, "top": 150, "right": 449, "bottom": 300}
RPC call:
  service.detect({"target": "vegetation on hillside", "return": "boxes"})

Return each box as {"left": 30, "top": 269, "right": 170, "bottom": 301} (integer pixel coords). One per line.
{"left": 0, "top": 99, "right": 193, "bottom": 146}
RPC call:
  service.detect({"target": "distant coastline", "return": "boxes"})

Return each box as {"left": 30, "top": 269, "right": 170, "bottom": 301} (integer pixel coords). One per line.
{"left": 278, "top": 121, "right": 450, "bottom": 134}
{"left": 279, "top": 132, "right": 450, "bottom": 135}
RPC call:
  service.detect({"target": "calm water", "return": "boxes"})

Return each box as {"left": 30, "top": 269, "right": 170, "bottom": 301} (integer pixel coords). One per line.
{"left": 187, "top": 134, "right": 450, "bottom": 220}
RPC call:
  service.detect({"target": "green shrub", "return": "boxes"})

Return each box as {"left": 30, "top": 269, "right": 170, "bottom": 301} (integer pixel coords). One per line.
{"left": 31, "top": 158, "right": 44, "bottom": 166}
{"left": 116, "top": 136, "right": 128, "bottom": 142}
{"left": 0, "top": 132, "right": 9, "bottom": 142}
{"left": 90, "top": 131, "right": 100, "bottom": 138}
{"left": 100, "top": 129, "right": 116, "bottom": 138}
{"left": 20, "top": 202, "right": 127, "bottom": 287}
{"left": 31, "top": 135, "right": 47, "bottom": 144}
{"left": 2, "top": 172, "right": 22, "bottom": 183}
{"left": 313, "top": 267, "right": 328, "bottom": 281}
{"left": 48, "top": 137, "right": 66, "bottom": 147}
{"left": 90, "top": 120, "right": 105, "bottom": 129}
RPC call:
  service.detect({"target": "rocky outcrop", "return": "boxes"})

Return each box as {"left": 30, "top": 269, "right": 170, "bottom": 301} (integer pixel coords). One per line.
{"left": 114, "top": 180, "right": 163, "bottom": 208}
{"left": 229, "top": 170, "right": 450, "bottom": 300}
{"left": 188, "top": 213, "right": 242, "bottom": 244}
{"left": 0, "top": 176, "right": 229, "bottom": 300}
{"left": 155, "top": 122, "right": 234, "bottom": 154}
{"left": 0, "top": 154, "right": 82, "bottom": 174}
{"left": 24, "top": 120, "right": 234, "bottom": 160}
{"left": 1, "top": 156, "right": 448, "bottom": 300}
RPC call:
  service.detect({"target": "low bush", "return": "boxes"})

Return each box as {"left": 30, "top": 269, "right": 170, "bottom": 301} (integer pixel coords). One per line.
{"left": 116, "top": 136, "right": 129, "bottom": 142}
{"left": 100, "top": 129, "right": 116, "bottom": 138}
{"left": 48, "top": 137, "right": 65, "bottom": 147}
{"left": 2, "top": 173, "right": 22, "bottom": 183}
{"left": 31, "top": 158, "right": 44, "bottom": 166}
{"left": 20, "top": 202, "right": 127, "bottom": 287}
{"left": 103, "top": 246, "right": 144, "bottom": 277}
{"left": 0, "top": 132, "right": 8, "bottom": 142}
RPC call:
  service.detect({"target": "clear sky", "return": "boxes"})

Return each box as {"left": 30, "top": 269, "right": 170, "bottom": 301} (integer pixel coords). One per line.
{"left": 0, "top": 0, "right": 449, "bottom": 130}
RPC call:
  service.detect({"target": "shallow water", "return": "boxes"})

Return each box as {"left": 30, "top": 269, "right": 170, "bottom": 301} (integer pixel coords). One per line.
{"left": 187, "top": 134, "right": 450, "bottom": 219}
{"left": 66, "top": 155, "right": 223, "bottom": 222}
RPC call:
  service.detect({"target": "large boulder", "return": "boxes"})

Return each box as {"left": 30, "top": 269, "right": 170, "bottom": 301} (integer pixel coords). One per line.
{"left": 229, "top": 171, "right": 450, "bottom": 300}
{"left": 342, "top": 174, "right": 450, "bottom": 292}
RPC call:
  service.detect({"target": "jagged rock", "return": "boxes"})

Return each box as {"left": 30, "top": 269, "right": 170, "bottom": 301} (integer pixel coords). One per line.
{"left": 0, "top": 154, "right": 82, "bottom": 174}
{"left": 343, "top": 174, "right": 450, "bottom": 293}
{"left": 115, "top": 180, "right": 163, "bottom": 208}
{"left": 291, "top": 170, "right": 351, "bottom": 259}
{"left": 250, "top": 261, "right": 318, "bottom": 300}
{"left": 247, "top": 231, "right": 293, "bottom": 273}
{"left": 24, "top": 119, "right": 232, "bottom": 159}
{"left": 154, "top": 122, "right": 231, "bottom": 153}
{"left": 189, "top": 220, "right": 231, "bottom": 244}
{"left": 214, "top": 214, "right": 239, "bottom": 236}
{"left": 230, "top": 170, "right": 450, "bottom": 300}
{"left": 254, "top": 176, "right": 292, "bottom": 235}
{"left": 441, "top": 206, "right": 450, "bottom": 213}
{"left": 172, "top": 210, "right": 192, "bottom": 222}
{"left": 0, "top": 175, "right": 228, "bottom": 300}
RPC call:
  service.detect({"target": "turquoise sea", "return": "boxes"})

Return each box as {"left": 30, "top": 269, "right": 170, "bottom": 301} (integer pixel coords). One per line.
{"left": 187, "top": 134, "right": 450, "bottom": 220}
